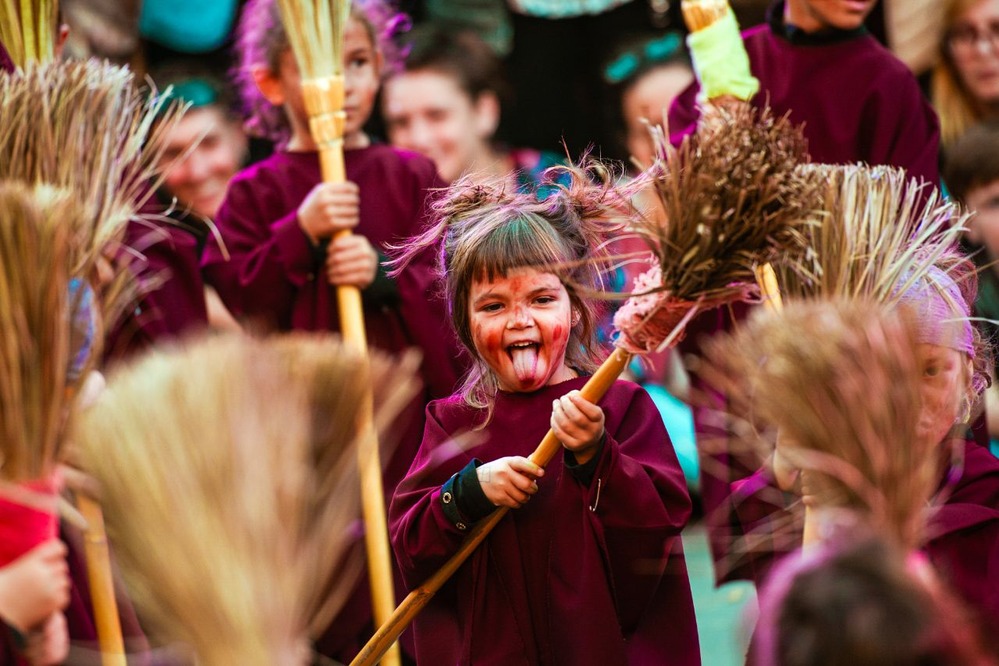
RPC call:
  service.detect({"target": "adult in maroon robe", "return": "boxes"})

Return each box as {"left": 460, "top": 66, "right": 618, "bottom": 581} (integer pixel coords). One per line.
{"left": 668, "top": 0, "right": 940, "bottom": 186}
{"left": 202, "top": 144, "right": 466, "bottom": 661}
{"left": 391, "top": 378, "right": 700, "bottom": 665}
{"left": 723, "top": 440, "right": 999, "bottom": 642}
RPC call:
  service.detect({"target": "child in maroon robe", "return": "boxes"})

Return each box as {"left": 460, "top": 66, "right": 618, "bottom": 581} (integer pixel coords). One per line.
{"left": 725, "top": 256, "right": 999, "bottom": 644}
{"left": 389, "top": 172, "right": 700, "bottom": 665}
{"left": 203, "top": 0, "right": 465, "bottom": 660}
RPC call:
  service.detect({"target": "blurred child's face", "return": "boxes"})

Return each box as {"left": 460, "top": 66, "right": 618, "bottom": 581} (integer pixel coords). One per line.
{"left": 785, "top": 0, "right": 877, "bottom": 32}
{"left": 383, "top": 71, "right": 495, "bottom": 183}
{"left": 965, "top": 179, "right": 999, "bottom": 260}
{"left": 343, "top": 17, "right": 382, "bottom": 143}
{"left": 263, "top": 17, "right": 381, "bottom": 148}
{"left": 622, "top": 64, "right": 693, "bottom": 168}
{"left": 948, "top": 0, "right": 999, "bottom": 107}
{"left": 469, "top": 267, "right": 576, "bottom": 392}
{"left": 158, "top": 106, "right": 247, "bottom": 218}
{"left": 916, "top": 344, "right": 970, "bottom": 446}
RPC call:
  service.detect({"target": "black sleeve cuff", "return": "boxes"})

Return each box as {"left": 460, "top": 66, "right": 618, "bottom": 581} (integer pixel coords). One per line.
{"left": 564, "top": 436, "right": 605, "bottom": 486}
{"left": 440, "top": 459, "right": 494, "bottom": 528}
{"left": 362, "top": 253, "right": 400, "bottom": 308}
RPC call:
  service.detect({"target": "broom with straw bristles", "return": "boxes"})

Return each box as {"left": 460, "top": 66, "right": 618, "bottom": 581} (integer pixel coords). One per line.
{"left": 770, "top": 165, "right": 969, "bottom": 545}
{"left": 351, "top": 102, "right": 822, "bottom": 666}
{"left": 274, "top": 2, "right": 400, "bottom": 662}
{"left": 0, "top": 0, "right": 59, "bottom": 67}
{"left": 697, "top": 299, "right": 938, "bottom": 556}
{"left": 72, "top": 333, "right": 420, "bottom": 666}
{"left": 0, "top": 58, "right": 186, "bottom": 665}
{"left": 0, "top": 183, "right": 88, "bottom": 664}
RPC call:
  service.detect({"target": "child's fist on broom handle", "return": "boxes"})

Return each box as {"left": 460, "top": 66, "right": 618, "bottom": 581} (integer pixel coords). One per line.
{"left": 477, "top": 457, "right": 544, "bottom": 509}
{"left": 552, "top": 390, "right": 605, "bottom": 465}
{"left": 0, "top": 540, "right": 70, "bottom": 633}
{"left": 298, "top": 181, "right": 360, "bottom": 244}
{"left": 326, "top": 234, "right": 378, "bottom": 288}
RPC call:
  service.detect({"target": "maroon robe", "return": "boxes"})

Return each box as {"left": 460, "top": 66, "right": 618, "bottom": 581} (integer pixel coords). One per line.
{"left": 390, "top": 378, "right": 700, "bottom": 665}
{"left": 104, "top": 216, "right": 210, "bottom": 362}
{"left": 725, "top": 440, "right": 999, "bottom": 637}
{"left": 202, "top": 144, "right": 465, "bottom": 661}
{"left": 668, "top": 1, "right": 940, "bottom": 186}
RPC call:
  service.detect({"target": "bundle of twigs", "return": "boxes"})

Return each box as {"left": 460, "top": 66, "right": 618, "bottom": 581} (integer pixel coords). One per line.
{"left": 0, "top": 0, "right": 59, "bottom": 67}
{"left": 621, "top": 102, "right": 817, "bottom": 336}
{"left": 274, "top": 2, "right": 399, "bottom": 661}
{"left": 681, "top": 0, "right": 728, "bottom": 31}
{"left": 351, "top": 103, "right": 820, "bottom": 666}
{"left": 698, "top": 299, "right": 937, "bottom": 554}
{"left": 775, "top": 165, "right": 969, "bottom": 304}
{"left": 0, "top": 184, "right": 81, "bottom": 484}
{"left": 0, "top": 59, "right": 184, "bottom": 329}
{"left": 72, "top": 333, "right": 419, "bottom": 665}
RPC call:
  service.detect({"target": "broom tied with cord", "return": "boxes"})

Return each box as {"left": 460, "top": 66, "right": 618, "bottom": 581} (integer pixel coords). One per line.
{"left": 273, "top": 1, "right": 400, "bottom": 663}
{"left": 351, "top": 102, "right": 822, "bottom": 666}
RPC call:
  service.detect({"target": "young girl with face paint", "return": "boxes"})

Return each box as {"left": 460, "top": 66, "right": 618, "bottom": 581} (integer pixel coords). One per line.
{"left": 389, "top": 170, "right": 700, "bottom": 665}
{"left": 202, "top": 0, "right": 466, "bottom": 661}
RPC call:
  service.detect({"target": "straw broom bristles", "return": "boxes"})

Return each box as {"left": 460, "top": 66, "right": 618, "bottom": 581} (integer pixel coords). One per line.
{"left": 0, "top": 183, "right": 89, "bottom": 482}
{"left": 277, "top": 0, "right": 350, "bottom": 81}
{"left": 698, "top": 299, "right": 937, "bottom": 554}
{"left": 0, "top": 0, "right": 58, "bottom": 67}
{"left": 72, "top": 333, "right": 420, "bottom": 665}
{"left": 630, "top": 102, "right": 819, "bottom": 311}
{"left": 0, "top": 59, "right": 185, "bottom": 321}
{"left": 681, "top": 0, "right": 729, "bottom": 32}
{"left": 775, "top": 165, "right": 969, "bottom": 305}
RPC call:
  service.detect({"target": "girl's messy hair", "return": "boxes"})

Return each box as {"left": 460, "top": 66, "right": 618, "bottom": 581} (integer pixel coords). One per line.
{"left": 233, "top": 0, "right": 410, "bottom": 145}
{"left": 392, "top": 160, "right": 639, "bottom": 416}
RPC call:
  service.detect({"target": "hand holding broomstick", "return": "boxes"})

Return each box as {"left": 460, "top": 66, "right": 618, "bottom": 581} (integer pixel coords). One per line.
{"left": 352, "top": 102, "right": 820, "bottom": 666}
{"left": 274, "top": 2, "right": 399, "bottom": 664}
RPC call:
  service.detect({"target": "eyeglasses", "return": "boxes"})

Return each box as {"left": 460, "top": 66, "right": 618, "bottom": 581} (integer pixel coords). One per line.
{"left": 948, "top": 21, "right": 999, "bottom": 55}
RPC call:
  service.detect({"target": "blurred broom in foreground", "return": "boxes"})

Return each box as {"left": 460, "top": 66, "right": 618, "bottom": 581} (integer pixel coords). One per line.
{"left": 352, "top": 102, "right": 821, "bottom": 666}
{"left": 698, "top": 299, "right": 938, "bottom": 555}
{"left": 0, "top": 52, "right": 185, "bottom": 664}
{"left": 73, "top": 334, "right": 420, "bottom": 665}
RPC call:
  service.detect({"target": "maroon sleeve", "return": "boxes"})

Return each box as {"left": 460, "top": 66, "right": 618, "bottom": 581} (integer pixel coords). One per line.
{"left": 389, "top": 400, "right": 475, "bottom": 588}
{"left": 201, "top": 174, "right": 318, "bottom": 328}
{"left": 667, "top": 81, "right": 702, "bottom": 148}
{"left": 583, "top": 385, "right": 692, "bottom": 632}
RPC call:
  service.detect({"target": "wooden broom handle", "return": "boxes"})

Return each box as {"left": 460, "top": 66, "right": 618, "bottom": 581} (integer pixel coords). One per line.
{"left": 303, "top": 77, "right": 400, "bottom": 666}
{"left": 350, "top": 348, "right": 633, "bottom": 666}
{"left": 76, "top": 494, "right": 126, "bottom": 666}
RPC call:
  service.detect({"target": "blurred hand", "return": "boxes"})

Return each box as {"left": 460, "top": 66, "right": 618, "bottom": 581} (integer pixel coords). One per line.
{"left": 0, "top": 540, "right": 70, "bottom": 632}
{"left": 325, "top": 234, "right": 378, "bottom": 288}
{"left": 297, "top": 181, "right": 360, "bottom": 243}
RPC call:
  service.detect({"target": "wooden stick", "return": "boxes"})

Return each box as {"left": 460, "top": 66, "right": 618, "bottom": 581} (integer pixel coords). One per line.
{"left": 350, "top": 348, "right": 633, "bottom": 666}
{"left": 301, "top": 76, "right": 400, "bottom": 665}
{"left": 77, "top": 494, "right": 126, "bottom": 666}
{"left": 753, "top": 262, "right": 818, "bottom": 544}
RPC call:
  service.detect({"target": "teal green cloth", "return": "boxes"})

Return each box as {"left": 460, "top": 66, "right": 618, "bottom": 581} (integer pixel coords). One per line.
{"left": 644, "top": 384, "right": 700, "bottom": 489}
{"left": 140, "top": 0, "right": 239, "bottom": 53}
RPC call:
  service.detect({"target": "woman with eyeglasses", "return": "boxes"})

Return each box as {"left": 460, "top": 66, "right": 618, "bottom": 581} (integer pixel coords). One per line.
{"left": 934, "top": 0, "right": 999, "bottom": 154}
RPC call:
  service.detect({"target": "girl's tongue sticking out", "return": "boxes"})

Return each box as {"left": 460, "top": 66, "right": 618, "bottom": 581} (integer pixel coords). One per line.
{"left": 510, "top": 343, "right": 540, "bottom": 384}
